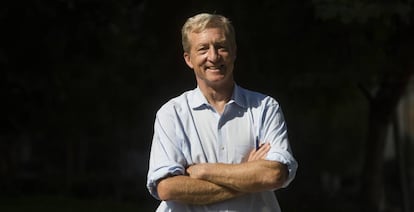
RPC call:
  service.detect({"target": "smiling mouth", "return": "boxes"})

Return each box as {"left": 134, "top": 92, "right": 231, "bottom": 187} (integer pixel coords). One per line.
{"left": 206, "top": 65, "right": 224, "bottom": 72}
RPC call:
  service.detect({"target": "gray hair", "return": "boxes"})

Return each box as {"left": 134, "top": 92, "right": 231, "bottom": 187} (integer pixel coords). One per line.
{"left": 181, "top": 13, "right": 236, "bottom": 53}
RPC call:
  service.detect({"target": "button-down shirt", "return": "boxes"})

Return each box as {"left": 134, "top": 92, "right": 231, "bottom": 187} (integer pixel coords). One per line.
{"left": 147, "top": 85, "right": 298, "bottom": 212}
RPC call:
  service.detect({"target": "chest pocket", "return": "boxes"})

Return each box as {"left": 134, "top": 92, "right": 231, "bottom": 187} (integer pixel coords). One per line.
{"left": 225, "top": 120, "right": 255, "bottom": 163}
{"left": 233, "top": 144, "right": 254, "bottom": 163}
{"left": 222, "top": 105, "right": 257, "bottom": 163}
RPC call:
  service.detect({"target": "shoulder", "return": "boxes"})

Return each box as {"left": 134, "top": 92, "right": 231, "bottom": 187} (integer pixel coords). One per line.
{"left": 156, "top": 89, "right": 194, "bottom": 117}
{"left": 237, "top": 85, "right": 280, "bottom": 108}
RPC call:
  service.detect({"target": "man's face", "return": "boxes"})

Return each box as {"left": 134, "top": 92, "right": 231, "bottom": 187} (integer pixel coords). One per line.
{"left": 184, "top": 27, "right": 236, "bottom": 87}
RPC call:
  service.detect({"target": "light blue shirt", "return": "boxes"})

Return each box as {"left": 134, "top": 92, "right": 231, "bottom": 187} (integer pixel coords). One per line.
{"left": 147, "top": 85, "right": 298, "bottom": 212}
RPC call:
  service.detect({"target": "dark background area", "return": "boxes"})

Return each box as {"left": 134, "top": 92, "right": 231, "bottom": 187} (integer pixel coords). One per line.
{"left": 1, "top": 0, "right": 414, "bottom": 211}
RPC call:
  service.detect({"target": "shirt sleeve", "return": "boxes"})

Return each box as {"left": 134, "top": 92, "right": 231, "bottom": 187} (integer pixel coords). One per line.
{"left": 261, "top": 100, "right": 298, "bottom": 188}
{"left": 146, "top": 107, "right": 187, "bottom": 200}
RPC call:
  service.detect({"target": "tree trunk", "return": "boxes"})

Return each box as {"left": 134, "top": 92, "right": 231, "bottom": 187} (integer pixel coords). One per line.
{"left": 393, "top": 113, "right": 411, "bottom": 212}
{"left": 362, "top": 102, "right": 390, "bottom": 211}
{"left": 361, "top": 20, "right": 414, "bottom": 210}
{"left": 361, "top": 63, "right": 413, "bottom": 212}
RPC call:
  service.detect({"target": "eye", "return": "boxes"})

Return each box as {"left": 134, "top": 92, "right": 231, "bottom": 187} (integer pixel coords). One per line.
{"left": 196, "top": 46, "right": 208, "bottom": 54}
{"left": 218, "top": 46, "right": 228, "bottom": 52}
{"left": 216, "top": 44, "right": 229, "bottom": 52}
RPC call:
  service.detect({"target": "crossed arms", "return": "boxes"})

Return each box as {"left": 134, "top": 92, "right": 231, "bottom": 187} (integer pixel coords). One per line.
{"left": 156, "top": 143, "right": 289, "bottom": 205}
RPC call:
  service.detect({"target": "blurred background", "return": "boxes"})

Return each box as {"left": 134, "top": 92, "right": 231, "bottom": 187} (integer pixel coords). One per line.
{"left": 1, "top": 0, "right": 414, "bottom": 211}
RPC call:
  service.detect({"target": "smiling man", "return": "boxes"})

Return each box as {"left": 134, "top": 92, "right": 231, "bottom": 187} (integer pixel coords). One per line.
{"left": 147, "top": 13, "right": 298, "bottom": 212}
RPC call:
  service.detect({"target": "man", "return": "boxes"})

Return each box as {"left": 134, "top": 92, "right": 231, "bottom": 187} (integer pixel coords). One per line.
{"left": 147, "top": 13, "right": 298, "bottom": 211}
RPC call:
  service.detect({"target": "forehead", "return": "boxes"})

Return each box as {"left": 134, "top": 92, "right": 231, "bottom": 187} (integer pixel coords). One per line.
{"left": 189, "top": 28, "right": 227, "bottom": 46}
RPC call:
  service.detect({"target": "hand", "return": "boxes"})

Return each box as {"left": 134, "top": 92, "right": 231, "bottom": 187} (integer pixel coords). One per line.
{"left": 247, "top": 143, "right": 270, "bottom": 162}
{"left": 186, "top": 163, "right": 209, "bottom": 179}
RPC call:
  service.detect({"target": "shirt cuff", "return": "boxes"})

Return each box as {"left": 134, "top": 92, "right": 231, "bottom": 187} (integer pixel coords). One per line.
{"left": 266, "top": 151, "right": 298, "bottom": 188}
{"left": 147, "top": 165, "right": 184, "bottom": 200}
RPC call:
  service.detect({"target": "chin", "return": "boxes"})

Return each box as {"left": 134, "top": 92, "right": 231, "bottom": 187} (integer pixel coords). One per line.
{"left": 208, "top": 76, "right": 226, "bottom": 82}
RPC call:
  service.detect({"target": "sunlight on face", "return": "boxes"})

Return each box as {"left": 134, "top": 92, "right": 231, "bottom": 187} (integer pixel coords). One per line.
{"left": 184, "top": 28, "right": 236, "bottom": 88}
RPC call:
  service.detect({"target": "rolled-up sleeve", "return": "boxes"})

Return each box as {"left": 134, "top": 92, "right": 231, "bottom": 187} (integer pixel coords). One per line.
{"left": 266, "top": 150, "right": 298, "bottom": 188}
{"left": 261, "top": 101, "right": 298, "bottom": 188}
{"left": 146, "top": 108, "right": 187, "bottom": 199}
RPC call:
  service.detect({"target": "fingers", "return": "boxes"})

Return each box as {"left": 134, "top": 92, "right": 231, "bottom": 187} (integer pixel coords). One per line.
{"left": 247, "top": 149, "right": 256, "bottom": 161}
{"left": 256, "top": 143, "right": 270, "bottom": 158}
{"left": 247, "top": 143, "right": 270, "bottom": 161}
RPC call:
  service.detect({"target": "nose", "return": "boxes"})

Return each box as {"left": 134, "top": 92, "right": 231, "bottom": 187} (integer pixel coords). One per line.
{"left": 207, "top": 47, "right": 219, "bottom": 61}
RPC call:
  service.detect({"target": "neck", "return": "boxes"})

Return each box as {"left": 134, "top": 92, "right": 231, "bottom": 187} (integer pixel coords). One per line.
{"left": 198, "top": 81, "right": 235, "bottom": 114}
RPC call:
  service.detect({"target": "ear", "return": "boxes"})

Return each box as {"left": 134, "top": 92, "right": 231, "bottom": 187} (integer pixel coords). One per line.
{"left": 183, "top": 52, "right": 194, "bottom": 69}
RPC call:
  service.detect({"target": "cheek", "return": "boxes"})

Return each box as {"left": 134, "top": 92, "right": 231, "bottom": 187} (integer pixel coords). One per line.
{"left": 193, "top": 55, "right": 207, "bottom": 65}
{"left": 223, "top": 56, "right": 235, "bottom": 66}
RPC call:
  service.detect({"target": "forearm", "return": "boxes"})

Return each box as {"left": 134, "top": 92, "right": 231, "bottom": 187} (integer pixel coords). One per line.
{"left": 157, "top": 175, "right": 243, "bottom": 205}
{"left": 188, "top": 160, "right": 288, "bottom": 193}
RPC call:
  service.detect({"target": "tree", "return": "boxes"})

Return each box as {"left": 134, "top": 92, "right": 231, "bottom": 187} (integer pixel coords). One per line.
{"left": 313, "top": 0, "right": 414, "bottom": 211}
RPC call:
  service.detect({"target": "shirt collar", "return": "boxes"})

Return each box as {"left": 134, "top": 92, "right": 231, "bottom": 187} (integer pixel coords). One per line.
{"left": 232, "top": 84, "right": 248, "bottom": 108}
{"left": 189, "top": 87, "right": 208, "bottom": 109}
{"left": 189, "top": 84, "right": 247, "bottom": 109}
